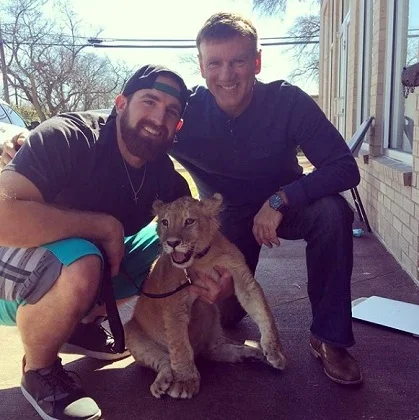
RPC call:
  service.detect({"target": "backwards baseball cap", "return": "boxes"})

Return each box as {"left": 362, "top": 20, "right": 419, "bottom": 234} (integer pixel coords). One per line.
{"left": 121, "top": 64, "right": 190, "bottom": 113}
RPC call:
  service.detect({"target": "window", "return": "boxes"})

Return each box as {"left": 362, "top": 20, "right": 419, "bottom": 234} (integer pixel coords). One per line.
{"left": 0, "top": 105, "right": 11, "bottom": 124}
{"left": 385, "top": 0, "right": 419, "bottom": 160}
{"left": 342, "top": 0, "right": 350, "bottom": 22}
{"left": 2, "top": 103, "right": 27, "bottom": 128}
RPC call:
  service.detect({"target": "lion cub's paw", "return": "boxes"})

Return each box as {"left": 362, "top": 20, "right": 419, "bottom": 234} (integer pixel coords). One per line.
{"left": 166, "top": 371, "right": 201, "bottom": 399}
{"left": 242, "top": 340, "right": 265, "bottom": 361}
{"left": 150, "top": 369, "right": 174, "bottom": 399}
{"left": 261, "top": 339, "right": 287, "bottom": 370}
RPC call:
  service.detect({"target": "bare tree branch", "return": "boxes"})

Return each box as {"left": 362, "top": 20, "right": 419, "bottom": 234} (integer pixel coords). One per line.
{"left": 178, "top": 53, "right": 200, "bottom": 76}
{"left": 1, "top": 0, "right": 127, "bottom": 119}
{"left": 285, "top": 14, "right": 320, "bottom": 83}
{"left": 252, "top": 0, "right": 319, "bottom": 16}
{"left": 252, "top": 0, "right": 288, "bottom": 15}
{"left": 252, "top": 0, "right": 320, "bottom": 85}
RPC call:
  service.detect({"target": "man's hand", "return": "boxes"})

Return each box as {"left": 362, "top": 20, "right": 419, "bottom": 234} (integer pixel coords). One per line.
{"left": 0, "top": 132, "right": 27, "bottom": 168}
{"left": 188, "top": 265, "right": 234, "bottom": 304}
{"left": 252, "top": 201, "right": 282, "bottom": 248}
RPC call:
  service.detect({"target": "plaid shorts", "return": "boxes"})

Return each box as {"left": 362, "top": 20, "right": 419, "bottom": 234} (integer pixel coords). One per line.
{"left": 0, "top": 222, "right": 160, "bottom": 326}
{"left": 0, "top": 246, "right": 63, "bottom": 304}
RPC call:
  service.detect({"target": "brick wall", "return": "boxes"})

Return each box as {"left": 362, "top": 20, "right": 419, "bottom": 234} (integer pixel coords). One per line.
{"left": 320, "top": 0, "right": 419, "bottom": 283}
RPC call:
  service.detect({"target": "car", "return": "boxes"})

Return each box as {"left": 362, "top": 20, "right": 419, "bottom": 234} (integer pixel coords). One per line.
{"left": 87, "top": 108, "right": 112, "bottom": 116}
{"left": 0, "top": 99, "right": 28, "bottom": 127}
{"left": 0, "top": 100, "right": 39, "bottom": 149}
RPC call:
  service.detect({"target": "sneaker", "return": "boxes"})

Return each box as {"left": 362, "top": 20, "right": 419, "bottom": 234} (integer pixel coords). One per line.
{"left": 60, "top": 318, "right": 130, "bottom": 361}
{"left": 21, "top": 357, "right": 101, "bottom": 420}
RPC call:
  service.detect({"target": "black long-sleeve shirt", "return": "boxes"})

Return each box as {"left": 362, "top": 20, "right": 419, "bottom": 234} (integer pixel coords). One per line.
{"left": 171, "top": 80, "right": 360, "bottom": 223}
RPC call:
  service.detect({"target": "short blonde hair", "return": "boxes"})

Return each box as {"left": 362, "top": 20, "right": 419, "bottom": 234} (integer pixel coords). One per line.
{"left": 196, "top": 12, "right": 259, "bottom": 55}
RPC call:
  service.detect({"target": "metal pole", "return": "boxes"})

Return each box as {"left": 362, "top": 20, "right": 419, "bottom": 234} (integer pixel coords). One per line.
{"left": 0, "top": 24, "right": 10, "bottom": 103}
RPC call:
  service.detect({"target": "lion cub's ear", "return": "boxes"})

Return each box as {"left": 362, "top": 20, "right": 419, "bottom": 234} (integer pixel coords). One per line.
{"left": 201, "top": 193, "right": 223, "bottom": 216}
{"left": 152, "top": 199, "right": 165, "bottom": 216}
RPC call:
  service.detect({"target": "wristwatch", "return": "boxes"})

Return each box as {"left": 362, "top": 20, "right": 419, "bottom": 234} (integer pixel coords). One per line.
{"left": 268, "top": 192, "right": 289, "bottom": 214}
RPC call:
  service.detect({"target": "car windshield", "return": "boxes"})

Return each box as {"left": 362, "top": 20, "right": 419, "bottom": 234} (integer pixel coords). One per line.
{"left": 0, "top": 103, "right": 27, "bottom": 128}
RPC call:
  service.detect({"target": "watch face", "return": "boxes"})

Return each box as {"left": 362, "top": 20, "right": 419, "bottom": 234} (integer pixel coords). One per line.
{"left": 269, "top": 194, "right": 282, "bottom": 210}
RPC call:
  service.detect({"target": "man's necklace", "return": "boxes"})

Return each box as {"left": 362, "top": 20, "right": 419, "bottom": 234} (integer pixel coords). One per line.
{"left": 122, "top": 159, "right": 147, "bottom": 205}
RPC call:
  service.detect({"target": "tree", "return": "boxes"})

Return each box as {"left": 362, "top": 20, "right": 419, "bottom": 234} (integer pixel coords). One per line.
{"left": 252, "top": 0, "right": 290, "bottom": 15}
{"left": 253, "top": 0, "right": 320, "bottom": 84}
{"left": 178, "top": 53, "right": 201, "bottom": 77}
{"left": 0, "top": 0, "right": 129, "bottom": 121}
{"left": 285, "top": 14, "right": 320, "bottom": 83}
{"left": 252, "top": 0, "right": 319, "bottom": 17}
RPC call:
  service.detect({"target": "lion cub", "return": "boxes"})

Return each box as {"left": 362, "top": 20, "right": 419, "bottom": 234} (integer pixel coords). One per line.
{"left": 125, "top": 194, "right": 286, "bottom": 399}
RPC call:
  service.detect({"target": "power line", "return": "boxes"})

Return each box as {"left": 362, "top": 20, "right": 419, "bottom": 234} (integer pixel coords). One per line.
{"left": 2, "top": 30, "right": 319, "bottom": 44}
{"left": 3, "top": 39, "right": 319, "bottom": 49}
{"left": 56, "top": 34, "right": 320, "bottom": 42}
{"left": 89, "top": 40, "right": 319, "bottom": 49}
{"left": 2, "top": 40, "right": 88, "bottom": 48}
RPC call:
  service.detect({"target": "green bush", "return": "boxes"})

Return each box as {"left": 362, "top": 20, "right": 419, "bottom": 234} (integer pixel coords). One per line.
{"left": 14, "top": 104, "right": 39, "bottom": 123}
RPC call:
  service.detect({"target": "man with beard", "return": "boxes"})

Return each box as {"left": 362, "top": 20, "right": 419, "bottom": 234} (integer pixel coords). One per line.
{"left": 0, "top": 65, "right": 191, "bottom": 420}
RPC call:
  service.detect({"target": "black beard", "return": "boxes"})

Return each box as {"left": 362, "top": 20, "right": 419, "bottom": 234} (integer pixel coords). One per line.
{"left": 120, "top": 110, "right": 172, "bottom": 162}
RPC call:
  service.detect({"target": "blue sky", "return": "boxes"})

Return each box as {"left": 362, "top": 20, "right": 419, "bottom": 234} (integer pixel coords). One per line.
{"left": 70, "top": 0, "right": 319, "bottom": 93}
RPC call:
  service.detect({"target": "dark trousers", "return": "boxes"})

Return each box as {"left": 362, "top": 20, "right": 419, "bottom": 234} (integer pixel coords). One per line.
{"left": 220, "top": 194, "right": 355, "bottom": 348}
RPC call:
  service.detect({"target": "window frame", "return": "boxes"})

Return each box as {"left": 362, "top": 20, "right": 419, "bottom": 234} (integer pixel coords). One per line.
{"left": 0, "top": 102, "right": 27, "bottom": 128}
{"left": 383, "top": 0, "right": 413, "bottom": 165}
{"left": 357, "top": 0, "right": 373, "bottom": 126}
{"left": 0, "top": 104, "right": 11, "bottom": 125}
{"left": 4, "top": 104, "right": 27, "bottom": 128}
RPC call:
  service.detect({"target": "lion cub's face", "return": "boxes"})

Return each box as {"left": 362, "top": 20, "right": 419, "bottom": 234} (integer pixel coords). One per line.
{"left": 153, "top": 194, "right": 223, "bottom": 269}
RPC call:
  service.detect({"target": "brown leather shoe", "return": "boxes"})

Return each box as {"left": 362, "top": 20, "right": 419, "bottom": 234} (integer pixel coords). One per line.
{"left": 310, "top": 335, "right": 363, "bottom": 385}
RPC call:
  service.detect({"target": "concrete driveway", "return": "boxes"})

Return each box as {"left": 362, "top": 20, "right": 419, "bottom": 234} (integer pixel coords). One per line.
{"left": 1, "top": 224, "right": 419, "bottom": 420}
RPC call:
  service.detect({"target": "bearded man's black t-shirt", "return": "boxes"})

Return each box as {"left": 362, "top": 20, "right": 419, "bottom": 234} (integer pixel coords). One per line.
{"left": 6, "top": 112, "right": 190, "bottom": 236}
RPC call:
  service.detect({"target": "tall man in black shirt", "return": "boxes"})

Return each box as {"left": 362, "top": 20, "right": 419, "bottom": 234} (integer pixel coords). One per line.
{"left": 0, "top": 65, "right": 192, "bottom": 420}
{"left": 171, "top": 12, "right": 363, "bottom": 386}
